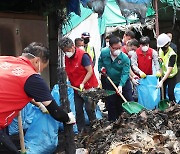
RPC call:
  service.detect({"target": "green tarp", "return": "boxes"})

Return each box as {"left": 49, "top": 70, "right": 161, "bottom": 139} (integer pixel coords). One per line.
{"left": 160, "top": 0, "right": 180, "bottom": 8}
{"left": 63, "top": 0, "right": 155, "bottom": 35}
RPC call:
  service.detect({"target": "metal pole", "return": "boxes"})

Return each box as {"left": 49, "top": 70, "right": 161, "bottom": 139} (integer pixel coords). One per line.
{"left": 57, "top": 25, "right": 76, "bottom": 154}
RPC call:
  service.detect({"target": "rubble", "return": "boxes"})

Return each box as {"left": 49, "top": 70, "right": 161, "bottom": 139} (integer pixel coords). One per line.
{"left": 74, "top": 104, "right": 180, "bottom": 154}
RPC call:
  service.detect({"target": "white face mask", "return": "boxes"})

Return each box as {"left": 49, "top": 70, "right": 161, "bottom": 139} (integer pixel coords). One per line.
{"left": 106, "top": 42, "right": 109, "bottom": 47}
{"left": 141, "top": 46, "right": 149, "bottom": 52}
{"left": 65, "top": 52, "right": 74, "bottom": 58}
{"left": 128, "top": 50, "right": 134, "bottom": 57}
{"left": 79, "top": 46, "right": 85, "bottom": 50}
{"left": 113, "top": 49, "right": 121, "bottom": 56}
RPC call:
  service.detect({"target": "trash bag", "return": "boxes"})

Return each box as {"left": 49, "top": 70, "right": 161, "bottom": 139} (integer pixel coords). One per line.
{"left": 137, "top": 75, "right": 160, "bottom": 110}
{"left": 174, "top": 82, "right": 180, "bottom": 104}
{"left": 25, "top": 109, "right": 59, "bottom": 154}
{"left": 51, "top": 83, "right": 103, "bottom": 133}
{"left": 8, "top": 103, "right": 36, "bottom": 135}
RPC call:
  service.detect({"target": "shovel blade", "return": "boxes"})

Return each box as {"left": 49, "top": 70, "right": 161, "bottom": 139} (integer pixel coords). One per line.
{"left": 122, "top": 101, "right": 144, "bottom": 114}
{"left": 158, "top": 99, "right": 169, "bottom": 111}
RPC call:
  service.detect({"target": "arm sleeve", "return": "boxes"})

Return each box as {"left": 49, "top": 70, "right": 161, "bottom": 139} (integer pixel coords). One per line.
{"left": 24, "top": 74, "right": 54, "bottom": 102}
{"left": 168, "top": 55, "right": 176, "bottom": 67}
{"left": 98, "top": 51, "right": 103, "bottom": 72}
{"left": 81, "top": 54, "right": 91, "bottom": 67}
{"left": 119, "top": 57, "right": 130, "bottom": 86}
{"left": 152, "top": 49, "right": 160, "bottom": 71}
{"left": 46, "top": 100, "right": 69, "bottom": 122}
{"left": 131, "top": 52, "right": 141, "bottom": 74}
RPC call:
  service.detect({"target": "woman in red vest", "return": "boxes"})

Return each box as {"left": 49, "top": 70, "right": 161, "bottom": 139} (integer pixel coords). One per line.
{"left": 131, "top": 36, "right": 161, "bottom": 78}
{"left": 0, "top": 42, "right": 75, "bottom": 153}
{"left": 59, "top": 37, "right": 98, "bottom": 134}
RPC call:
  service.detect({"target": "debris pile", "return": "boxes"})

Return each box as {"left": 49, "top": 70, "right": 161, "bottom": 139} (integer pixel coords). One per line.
{"left": 75, "top": 104, "right": 180, "bottom": 154}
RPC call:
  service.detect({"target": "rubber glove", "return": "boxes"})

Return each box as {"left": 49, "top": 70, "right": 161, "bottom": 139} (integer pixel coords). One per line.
{"left": 100, "top": 67, "right": 107, "bottom": 75}
{"left": 66, "top": 112, "right": 76, "bottom": 124}
{"left": 132, "top": 76, "right": 140, "bottom": 85}
{"left": 139, "top": 71, "right": 146, "bottom": 78}
{"left": 157, "top": 80, "right": 163, "bottom": 88}
{"left": 79, "top": 83, "right": 84, "bottom": 91}
{"left": 156, "top": 71, "right": 161, "bottom": 78}
{"left": 117, "top": 86, "right": 122, "bottom": 94}
{"left": 39, "top": 103, "right": 49, "bottom": 114}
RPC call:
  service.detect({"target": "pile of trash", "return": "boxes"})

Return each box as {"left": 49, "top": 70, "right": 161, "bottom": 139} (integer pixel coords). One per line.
{"left": 75, "top": 104, "right": 180, "bottom": 154}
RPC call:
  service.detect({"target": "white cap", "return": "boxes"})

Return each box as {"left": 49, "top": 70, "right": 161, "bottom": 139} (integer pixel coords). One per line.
{"left": 157, "top": 33, "right": 171, "bottom": 47}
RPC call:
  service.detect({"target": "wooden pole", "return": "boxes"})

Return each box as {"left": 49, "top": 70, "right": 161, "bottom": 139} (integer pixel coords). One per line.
{"left": 154, "top": 0, "right": 159, "bottom": 37}
{"left": 18, "top": 112, "right": 26, "bottom": 154}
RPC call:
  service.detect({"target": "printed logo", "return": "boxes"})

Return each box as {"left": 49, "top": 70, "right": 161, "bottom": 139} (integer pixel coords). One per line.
{"left": 0, "top": 62, "right": 12, "bottom": 70}
{"left": 118, "top": 60, "right": 121, "bottom": 64}
{"left": 12, "top": 67, "right": 24, "bottom": 76}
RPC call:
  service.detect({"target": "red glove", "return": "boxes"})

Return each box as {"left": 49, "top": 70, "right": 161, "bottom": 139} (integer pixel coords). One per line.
{"left": 100, "top": 67, "right": 106, "bottom": 75}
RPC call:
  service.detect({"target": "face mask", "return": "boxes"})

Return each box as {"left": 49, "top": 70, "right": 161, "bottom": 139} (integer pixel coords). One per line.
{"left": 106, "top": 42, "right": 109, "bottom": 47}
{"left": 113, "top": 49, "right": 121, "bottom": 56}
{"left": 161, "top": 46, "right": 169, "bottom": 52}
{"left": 79, "top": 46, "right": 85, "bottom": 50}
{"left": 84, "top": 38, "right": 90, "bottom": 44}
{"left": 128, "top": 50, "right": 134, "bottom": 57}
{"left": 65, "top": 52, "right": 74, "bottom": 58}
{"left": 141, "top": 46, "right": 149, "bottom": 52}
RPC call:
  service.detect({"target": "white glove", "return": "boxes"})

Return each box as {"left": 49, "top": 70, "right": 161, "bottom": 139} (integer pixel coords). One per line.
{"left": 79, "top": 83, "right": 84, "bottom": 91}
{"left": 157, "top": 80, "right": 163, "bottom": 88}
{"left": 66, "top": 112, "right": 76, "bottom": 124}
{"left": 39, "top": 103, "right": 49, "bottom": 114}
{"left": 117, "top": 86, "right": 122, "bottom": 94}
{"left": 132, "top": 76, "right": 140, "bottom": 85}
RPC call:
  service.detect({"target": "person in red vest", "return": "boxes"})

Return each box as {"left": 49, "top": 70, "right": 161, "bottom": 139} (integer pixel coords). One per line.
{"left": 58, "top": 37, "right": 98, "bottom": 133}
{"left": 0, "top": 42, "right": 75, "bottom": 153}
{"left": 131, "top": 36, "right": 161, "bottom": 78}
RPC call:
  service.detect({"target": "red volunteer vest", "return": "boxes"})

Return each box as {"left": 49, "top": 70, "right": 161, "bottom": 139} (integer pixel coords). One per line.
{"left": 121, "top": 46, "right": 128, "bottom": 55}
{"left": 136, "top": 47, "right": 153, "bottom": 75}
{"left": 65, "top": 48, "right": 98, "bottom": 90}
{"left": 0, "top": 56, "right": 37, "bottom": 129}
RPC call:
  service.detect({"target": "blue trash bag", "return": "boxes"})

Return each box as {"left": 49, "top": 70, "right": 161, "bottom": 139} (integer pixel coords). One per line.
{"left": 174, "top": 82, "right": 180, "bottom": 104}
{"left": 8, "top": 103, "right": 37, "bottom": 135}
{"left": 25, "top": 108, "right": 59, "bottom": 154}
{"left": 51, "top": 83, "right": 103, "bottom": 133}
{"left": 137, "top": 75, "right": 160, "bottom": 110}
{"left": 51, "top": 84, "right": 78, "bottom": 134}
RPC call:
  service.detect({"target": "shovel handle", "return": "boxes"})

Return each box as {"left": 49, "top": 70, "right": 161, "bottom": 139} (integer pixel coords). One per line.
{"left": 18, "top": 112, "right": 26, "bottom": 153}
{"left": 67, "top": 84, "right": 81, "bottom": 91}
{"left": 106, "top": 76, "right": 127, "bottom": 102}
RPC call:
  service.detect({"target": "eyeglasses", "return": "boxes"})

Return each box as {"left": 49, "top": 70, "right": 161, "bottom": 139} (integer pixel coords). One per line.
{"left": 110, "top": 46, "right": 121, "bottom": 50}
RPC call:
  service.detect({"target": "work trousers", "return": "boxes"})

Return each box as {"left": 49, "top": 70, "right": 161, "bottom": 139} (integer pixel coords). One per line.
{"left": 163, "top": 75, "right": 177, "bottom": 102}
{"left": 105, "top": 79, "right": 133, "bottom": 121}
{"left": 74, "top": 92, "right": 96, "bottom": 132}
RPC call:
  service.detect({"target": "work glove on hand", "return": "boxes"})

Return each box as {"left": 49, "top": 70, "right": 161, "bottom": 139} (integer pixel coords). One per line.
{"left": 66, "top": 112, "right": 76, "bottom": 124}
{"left": 39, "top": 103, "right": 49, "bottom": 114}
{"left": 156, "top": 71, "right": 161, "bottom": 78}
{"left": 139, "top": 71, "right": 146, "bottom": 78}
{"left": 79, "top": 83, "right": 84, "bottom": 92}
{"left": 100, "top": 67, "right": 107, "bottom": 76}
{"left": 132, "top": 76, "right": 140, "bottom": 85}
{"left": 117, "top": 86, "right": 122, "bottom": 94}
{"left": 157, "top": 80, "right": 163, "bottom": 88}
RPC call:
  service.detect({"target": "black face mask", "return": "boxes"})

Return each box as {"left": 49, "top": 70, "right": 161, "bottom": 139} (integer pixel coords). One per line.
{"left": 84, "top": 38, "right": 90, "bottom": 44}
{"left": 161, "top": 46, "right": 169, "bottom": 52}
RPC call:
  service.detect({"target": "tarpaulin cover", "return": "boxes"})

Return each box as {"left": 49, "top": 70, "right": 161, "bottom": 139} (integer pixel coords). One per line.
{"left": 160, "top": 0, "right": 180, "bottom": 8}
{"left": 137, "top": 75, "right": 160, "bottom": 110}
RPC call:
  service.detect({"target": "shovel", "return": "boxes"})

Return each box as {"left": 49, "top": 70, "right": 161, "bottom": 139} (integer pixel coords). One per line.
{"left": 158, "top": 85, "right": 169, "bottom": 111}
{"left": 104, "top": 74, "right": 144, "bottom": 114}
{"left": 67, "top": 84, "right": 115, "bottom": 110}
